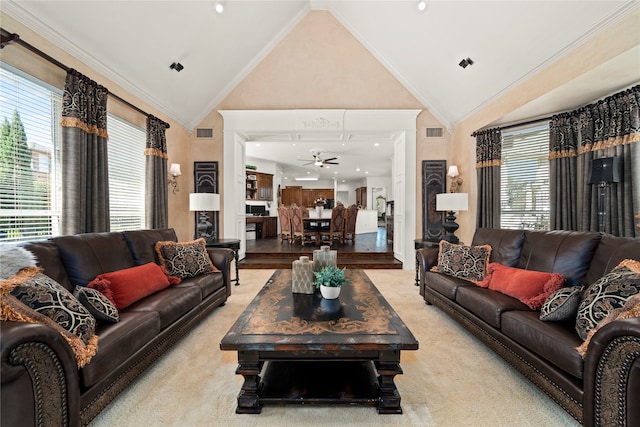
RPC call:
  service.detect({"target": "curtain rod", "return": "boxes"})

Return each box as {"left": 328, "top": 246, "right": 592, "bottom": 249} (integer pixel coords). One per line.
{"left": 0, "top": 28, "right": 169, "bottom": 128}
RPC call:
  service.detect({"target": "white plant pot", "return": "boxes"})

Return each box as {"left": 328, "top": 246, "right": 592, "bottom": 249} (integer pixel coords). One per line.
{"left": 320, "top": 284, "right": 341, "bottom": 299}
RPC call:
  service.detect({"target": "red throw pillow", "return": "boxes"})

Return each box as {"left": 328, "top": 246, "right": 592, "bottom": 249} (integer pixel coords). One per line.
{"left": 477, "top": 263, "right": 565, "bottom": 310}
{"left": 88, "top": 263, "right": 171, "bottom": 310}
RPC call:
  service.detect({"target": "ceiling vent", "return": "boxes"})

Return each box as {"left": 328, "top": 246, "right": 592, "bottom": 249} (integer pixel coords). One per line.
{"left": 426, "top": 127, "right": 444, "bottom": 138}
{"left": 195, "top": 128, "right": 214, "bottom": 139}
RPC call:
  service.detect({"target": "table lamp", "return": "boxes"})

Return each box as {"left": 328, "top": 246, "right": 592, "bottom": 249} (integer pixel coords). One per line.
{"left": 436, "top": 193, "right": 468, "bottom": 244}
{"left": 189, "top": 193, "right": 220, "bottom": 240}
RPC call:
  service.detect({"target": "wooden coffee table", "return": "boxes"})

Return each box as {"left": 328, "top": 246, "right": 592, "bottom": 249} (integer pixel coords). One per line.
{"left": 220, "top": 269, "right": 418, "bottom": 414}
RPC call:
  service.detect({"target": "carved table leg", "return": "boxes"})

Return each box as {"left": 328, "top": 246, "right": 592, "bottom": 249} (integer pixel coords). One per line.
{"left": 235, "top": 351, "right": 262, "bottom": 414}
{"left": 376, "top": 350, "right": 403, "bottom": 414}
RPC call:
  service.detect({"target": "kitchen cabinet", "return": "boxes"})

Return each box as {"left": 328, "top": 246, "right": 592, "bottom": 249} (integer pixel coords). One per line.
{"left": 246, "top": 171, "right": 273, "bottom": 201}
{"left": 281, "top": 187, "right": 333, "bottom": 207}
{"left": 356, "top": 186, "right": 367, "bottom": 208}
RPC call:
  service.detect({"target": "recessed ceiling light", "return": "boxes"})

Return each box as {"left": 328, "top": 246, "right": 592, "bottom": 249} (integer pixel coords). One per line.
{"left": 356, "top": 168, "right": 360, "bottom": 172}
{"left": 214, "top": 1, "right": 224, "bottom": 14}
{"left": 365, "top": 171, "right": 369, "bottom": 174}
{"left": 459, "top": 57, "right": 474, "bottom": 69}
{"left": 307, "top": 171, "right": 311, "bottom": 174}
{"left": 374, "top": 143, "right": 380, "bottom": 147}
{"left": 334, "top": 171, "right": 338, "bottom": 174}
{"left": 342, "top": 180, "right": 345, "bottom": 183}
{"left": 255, "top": 143, "right": 260, "bottom": 147}
{"left": 418, "top": 0, "right": 426, "bottom": 11}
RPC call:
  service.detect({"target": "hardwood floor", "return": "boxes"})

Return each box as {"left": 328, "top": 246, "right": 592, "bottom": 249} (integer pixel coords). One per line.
{"left": 240, "top": 226, "right": 402, "bottom": 269}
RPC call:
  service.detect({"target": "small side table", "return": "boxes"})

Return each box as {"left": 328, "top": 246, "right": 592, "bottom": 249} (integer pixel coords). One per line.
{"left": 207, "top": 239, "right": 241, "bottom": 286}
{"left": 414, "top": 239, "right": 440, "bottom": 287}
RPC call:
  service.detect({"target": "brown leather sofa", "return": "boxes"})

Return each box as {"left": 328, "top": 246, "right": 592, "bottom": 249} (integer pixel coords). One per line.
{"left": 417, "top": 228, "right": 640, "bottom": 426}
{"left": 1, "top": 228, "right": 234, "bottom": 427}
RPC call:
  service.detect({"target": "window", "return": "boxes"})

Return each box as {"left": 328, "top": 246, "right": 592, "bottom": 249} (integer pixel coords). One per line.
{"left": 500, "top": 125, "right": 550, "bottom": 230}
{"left": 0, "top": 64, "right": 62, "bottom": 242}
{"left": 107, "top": 113, "right": 146, "bottom": 231}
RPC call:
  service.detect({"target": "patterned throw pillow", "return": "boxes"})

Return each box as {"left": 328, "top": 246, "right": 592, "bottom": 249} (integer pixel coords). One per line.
{"left": 540, "top": 286, "right": 584, "bottom": 321}
{"left": 75, "top": 286, "right": 119, "bottom": 323}
{"left": 431, "top": 240, "right": 492, "bottom": 283}
{"left": 155, "top": 238, "right": 219, "bottom": 279}
{"left": 0, "top": 268, "right": 98, "bottom": 367}
{"left": 575, "top": 259, "right": 640, "bottom": 340}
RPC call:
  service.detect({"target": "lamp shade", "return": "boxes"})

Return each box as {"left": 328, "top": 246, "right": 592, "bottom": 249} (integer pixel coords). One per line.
{"left": 588, "top": 157, "right": 620, "bottom": 184}
{"left": 169, "top": 163, "right": 182, "bottom": 177}
{"left": 189, "top": 193, "right": 220, "bottom": 212}
{"left": 447, "top": 165, "right": 460, "bottom": 177}
{"left": 436, "top": 193, "right": 468, "bottom": 212}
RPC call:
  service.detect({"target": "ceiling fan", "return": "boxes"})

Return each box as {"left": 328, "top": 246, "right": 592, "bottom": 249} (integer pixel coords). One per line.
{"left": 298, "top": 150, "right": 339, "bottom": 167}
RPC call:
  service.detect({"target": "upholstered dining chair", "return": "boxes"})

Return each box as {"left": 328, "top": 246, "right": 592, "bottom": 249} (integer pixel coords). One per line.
{"left": 290, "top": 206, "right": 317, "bottom": 245}
{"left": 343, "top": 204, "right": 359, "bottom": 244}
{"left": 277, "top": 206, "right": 292, "bottom": 243}
{"left": 319, "top": 204, "right": 345, "bottom": 245}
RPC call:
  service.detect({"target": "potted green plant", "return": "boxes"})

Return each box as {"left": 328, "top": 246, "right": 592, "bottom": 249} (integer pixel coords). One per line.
{"left": 313, "top": 266, "right": 350, "bottom": 299}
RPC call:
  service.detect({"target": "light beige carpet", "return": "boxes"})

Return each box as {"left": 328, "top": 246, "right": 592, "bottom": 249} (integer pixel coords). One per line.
{"left": 89, "top": 270, "right": 580, "bottom": 427}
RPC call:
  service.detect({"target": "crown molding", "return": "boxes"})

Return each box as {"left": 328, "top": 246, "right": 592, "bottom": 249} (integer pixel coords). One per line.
{"left": 2, "top": 1, "right": 191, "bottom": 128}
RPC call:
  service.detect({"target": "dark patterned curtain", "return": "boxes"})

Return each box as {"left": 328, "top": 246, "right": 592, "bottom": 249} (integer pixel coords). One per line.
{"left": 145, "top": 116, "right": 170, "bottom": 229}
{"left": 549, "top": 85, "right": 640, "bottom": 236}
{"left": 60, "top": 69, "right": 110, "bottom": 235}
{"left": 549, "top": 113, "right": 580, "bottom": 230}
{"left": 474, "top": 127, "right": 502, "bottom": 228}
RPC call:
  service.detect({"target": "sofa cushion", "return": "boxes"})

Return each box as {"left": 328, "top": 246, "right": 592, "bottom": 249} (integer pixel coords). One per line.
{"left": 575, "top": 259, "right": 640, "bottom": 340}
{"left": 517, "top": 230, "right": 601, "bottom": 287}
{"left": 88, "top": 262, "right": 172, "bottom": 310}
{"left": 1, "top": 268, "right": 98, "bottom": 367}
{"left": 155, "top": 238, "right": 219, "bottom": 279}
{"left": 81, "top": 311, "right": 161, "bottom": 388}
{"left": 502, "top": 310, "right": 584, "bottom": 379}
{"left": 472, "top": 228, "right": 525, "bottom": 267}
{"left": 540, "top": 286, "right": 584, "bottom": 322}
{"left": 54, "top": 232, "right": 136, "bottom": 287}
{"left": 176, "top": 273, "right": 225, "bottom": 300}
{"left": 456, "top": 285, "right": 530, "bottom": 328}
{"left": 585, "top": 235, "right": 640, "bottom": 286}
{"left": 22, "top": 241, "right": 73, "bottom": 291}
{"left": 126, "top": 286, "right": 202, "bottom": 329}
{"left": 123, "top": 229, "right": 178, "bottom": 265}
{"left": 74, "top": 286, "right": 119, "bottom": 323}
{"left": 424, "top": 271, "right": 474, "bottom": 301}
{"left": 477, "top": 263, "right": 565, "bottom": 310}
{"left": 431, "top": 240, "right": 491, "bottom": 283}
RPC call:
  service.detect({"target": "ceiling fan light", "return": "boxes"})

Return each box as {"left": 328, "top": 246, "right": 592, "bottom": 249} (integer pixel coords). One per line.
{"left": 214, "top": 0, "right": 224, "bottom": 14}
{"left": 418, "top": 0, "right": 426, "bottom": 11}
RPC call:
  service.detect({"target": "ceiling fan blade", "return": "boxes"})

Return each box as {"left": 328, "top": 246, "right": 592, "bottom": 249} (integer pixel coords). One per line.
{"left": 324, "top": 161, "right": 339, "bottom": 165}
{"left": 301, "top": 161, "right": 314, "bottom": 165}
{"left": 323, "top": 157, "right": 338, "bottom": 162}
{"left": 298, "top": 159, "right": 315, "bottom": 162}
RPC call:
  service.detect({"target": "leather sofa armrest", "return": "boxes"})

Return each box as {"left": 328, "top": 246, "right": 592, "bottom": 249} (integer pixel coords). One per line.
{"left": 207, "top": 247, "right": 234, "bottom": 296}
{"left": 583, "top": 317, "right": 640, "bottom": 427}
{"left": 1, "top": 321, "right": 81, "bottom": 427}
{"left": 416, "top": 247, "right": 439, "bottom": 297}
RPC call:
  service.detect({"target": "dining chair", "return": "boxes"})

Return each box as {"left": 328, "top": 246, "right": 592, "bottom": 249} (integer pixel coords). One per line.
{"left": 343, "top": 204, "right": 359, "bottom": 243}
{"left": 291, "top": 206, "right": 317, "bottom": 245}
{"left": 319, "top": 204, "right": 345, "bottom": 245}
{"left": 277, "top": 206, "right": 292, "bottom": 243}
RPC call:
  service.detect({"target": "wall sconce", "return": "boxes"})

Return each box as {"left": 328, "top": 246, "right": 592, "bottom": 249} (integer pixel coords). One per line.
{"left": 189, "top": 193, "right": 220, "bottom": 241}
{"left": 168, "top": 163, "right": 182, "bottom": 194}
{"left": 447, "top": 165, "right": 464, "bottom": 193}
{"left": 436, "top": 193, "right": 469, "bottom": 244}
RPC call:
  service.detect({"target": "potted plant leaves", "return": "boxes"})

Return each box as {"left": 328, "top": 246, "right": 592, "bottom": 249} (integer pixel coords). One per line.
{"left": 313, "top": 266, "right": 350, "bottom": 299}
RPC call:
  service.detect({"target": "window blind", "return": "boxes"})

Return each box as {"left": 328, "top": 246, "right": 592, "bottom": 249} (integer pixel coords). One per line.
{"left": 107, "top": 113, "right": 146, "bottom": 231}
{"left": 0, "top": 65, "right": 62, "bottom": 242}
{"left": 500, "top": 125, "right": 550, "bottom": 230}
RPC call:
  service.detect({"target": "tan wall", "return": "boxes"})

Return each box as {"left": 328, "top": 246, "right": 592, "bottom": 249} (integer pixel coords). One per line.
{"left": 205, "top": 11, "right": 446, "bottom": 238}
{"left": 1, "top": 12, "right": 192, "bottom": 241}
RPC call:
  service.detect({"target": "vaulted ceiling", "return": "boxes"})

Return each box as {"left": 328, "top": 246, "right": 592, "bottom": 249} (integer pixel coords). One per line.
{"left": 3, "top": 1, "right": 638, "bottom": 182}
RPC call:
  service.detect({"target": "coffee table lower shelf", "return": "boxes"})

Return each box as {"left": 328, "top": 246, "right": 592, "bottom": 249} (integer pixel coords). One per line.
{"left": 237, "top": 360, "right": 402, "bottom": 414}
